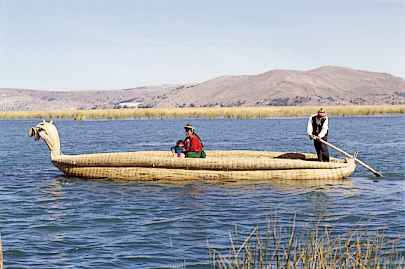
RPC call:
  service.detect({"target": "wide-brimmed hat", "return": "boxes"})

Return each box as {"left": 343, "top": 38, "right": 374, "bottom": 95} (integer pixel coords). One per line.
{"left": 184, "top": 123, "right": 195, "bottom": 131}
{"left": 317, "top": 108, "right": 327, "bottom": 117}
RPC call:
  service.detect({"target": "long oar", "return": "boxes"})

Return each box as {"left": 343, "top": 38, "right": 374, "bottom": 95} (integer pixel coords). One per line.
{"left": 317, "top": 137, "right": 383, "bottom": 177}
{"left": 0, "top": 233, "right": 3, "bottom": 269}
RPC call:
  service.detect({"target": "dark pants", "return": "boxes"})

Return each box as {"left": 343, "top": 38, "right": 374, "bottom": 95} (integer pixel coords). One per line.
{"left": 314, "top": 139, "right": 329, "bottom": 162}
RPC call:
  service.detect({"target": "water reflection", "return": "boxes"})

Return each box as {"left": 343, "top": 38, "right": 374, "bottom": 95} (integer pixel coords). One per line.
{"left": 54, "top": 175, "right": 355, "bottom": 190}
{"left": 212, "top": 178, "right": 355, "bottom": 191}
{"left": 46, "top": 178, "right": 64, "bottom": 199}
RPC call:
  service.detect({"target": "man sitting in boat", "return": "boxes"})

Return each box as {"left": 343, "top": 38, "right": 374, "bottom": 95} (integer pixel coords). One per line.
{"left": 307, "top": 108, "right": 330, "bottom": 162}
{"left": 183, "top": 124, "right": 206, "bottom": 158}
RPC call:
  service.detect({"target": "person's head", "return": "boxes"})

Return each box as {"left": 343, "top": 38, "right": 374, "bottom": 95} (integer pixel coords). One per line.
{"left": 176, "top": 140, "right": 184, "bottom": 148}
{"left": 317, "top": 108, "right": 327, "bottom": 118}
{"left": 184, "top": 123, "right": 195, "bottom": 137}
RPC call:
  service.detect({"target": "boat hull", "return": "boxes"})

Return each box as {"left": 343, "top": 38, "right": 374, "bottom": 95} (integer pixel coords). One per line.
{"left": 54, "top": 164, "right": 356, "bottom": 181}
{"left": 52, "top": 150, "right": 356, "bottom": 181}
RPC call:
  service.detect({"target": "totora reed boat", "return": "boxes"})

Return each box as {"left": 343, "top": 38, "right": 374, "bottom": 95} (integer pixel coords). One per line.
{"left": 29, "top": 121, "right": 356, "bottom": 181}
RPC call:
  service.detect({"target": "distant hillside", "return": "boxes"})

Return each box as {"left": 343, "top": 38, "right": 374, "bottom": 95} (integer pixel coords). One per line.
{"left": 151, "top": 66, "right": 405, "bottom": 107}
{"left": 0, "top": 86, "right": 174, "bottom": 111}
{"left": 1, "top": 66, "right": 405, "bottom": 111}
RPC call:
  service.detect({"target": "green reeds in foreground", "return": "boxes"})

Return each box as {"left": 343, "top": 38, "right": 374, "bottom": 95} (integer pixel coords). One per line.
{"left": 209, "top": 218, "right": 404, "bottom": 269}
{"left": 1, "top": 105, "right": 405, "bottom": 120}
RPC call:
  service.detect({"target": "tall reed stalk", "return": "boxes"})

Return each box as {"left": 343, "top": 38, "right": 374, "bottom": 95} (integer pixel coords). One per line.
{"left": 209, "top": 218, "right": 404, "bottom": 269}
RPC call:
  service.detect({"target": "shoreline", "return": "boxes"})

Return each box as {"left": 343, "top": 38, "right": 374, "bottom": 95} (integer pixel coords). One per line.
{"left": 1, "top": 105, "right": 405, "bottom": 120}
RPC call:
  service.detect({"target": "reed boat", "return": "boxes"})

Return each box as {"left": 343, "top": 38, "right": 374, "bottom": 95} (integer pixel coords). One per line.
{"left": 29, "top": 121, "right": 356, "bottom": 181}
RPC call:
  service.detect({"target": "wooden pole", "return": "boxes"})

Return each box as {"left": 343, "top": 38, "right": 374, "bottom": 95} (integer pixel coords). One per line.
{"left": 317, "top": 137, "right": 383, "bottom": 177}
{"left": 0, "top": 233, "right": 3, "bottom": 269}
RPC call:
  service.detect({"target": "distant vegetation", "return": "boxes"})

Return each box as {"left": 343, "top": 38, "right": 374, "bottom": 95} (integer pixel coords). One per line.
{"left": 1, "top": 105, "right": 405, "bottom": 120}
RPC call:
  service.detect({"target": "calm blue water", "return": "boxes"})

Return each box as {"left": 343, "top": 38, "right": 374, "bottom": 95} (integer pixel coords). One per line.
{"left": 1, "top": 117, "right": 404, "bottom": 268}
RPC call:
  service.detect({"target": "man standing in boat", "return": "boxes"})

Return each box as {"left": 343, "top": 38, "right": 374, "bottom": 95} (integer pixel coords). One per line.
{"left": 307, "top": 108, "right": 330, "bottom": 162}
{"left": 183, "top": 124, "right": 206, "bottom": 158}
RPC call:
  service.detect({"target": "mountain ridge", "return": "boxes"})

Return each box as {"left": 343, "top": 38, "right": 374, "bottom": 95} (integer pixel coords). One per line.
{"left": 1, "top": 66, "right": 405, "bottom": 111}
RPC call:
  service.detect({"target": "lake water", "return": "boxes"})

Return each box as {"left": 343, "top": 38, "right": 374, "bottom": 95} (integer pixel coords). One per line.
{"left": 1, "top": 117, "right": 404, "bottom": 268}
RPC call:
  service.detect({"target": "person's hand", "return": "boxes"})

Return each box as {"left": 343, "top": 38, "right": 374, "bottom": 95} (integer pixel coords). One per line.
{"left": 309, "top": 134, "right": 316, "bottom": 140}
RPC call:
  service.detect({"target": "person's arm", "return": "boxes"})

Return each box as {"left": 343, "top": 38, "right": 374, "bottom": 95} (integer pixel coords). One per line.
{"left": 170, "top": 146, "right": 177, "bottom": 156}
{"left": 307, "top": 116, "right": 313, "bottom": 136}
{"left": 189, "top": 137, "right": 198, "bottom": 152}
{"left": 189, "top": 136, "right": 203, "bottom": 152}
{"left": 184, "top": 138, "right": 191, "bottom": 152}
{"left": 318, "top": 117, "right": 328, "bottom": 138}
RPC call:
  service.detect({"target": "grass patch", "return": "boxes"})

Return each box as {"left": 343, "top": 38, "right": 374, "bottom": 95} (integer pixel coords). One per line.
{"left": 1, "top": 105, "right": 405, "bottom": 120}
{"left": 209, "top": 217, "right": 404, "bottom": 269}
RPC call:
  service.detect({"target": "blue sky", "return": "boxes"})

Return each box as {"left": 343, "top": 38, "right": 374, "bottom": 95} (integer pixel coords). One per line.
{"left": 0, "top": 0, "right": 404, "bottom": 90}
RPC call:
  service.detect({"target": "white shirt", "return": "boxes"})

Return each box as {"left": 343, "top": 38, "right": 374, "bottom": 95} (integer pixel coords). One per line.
{"left": 307, "top": 114, "right": 328, "bottom": 138}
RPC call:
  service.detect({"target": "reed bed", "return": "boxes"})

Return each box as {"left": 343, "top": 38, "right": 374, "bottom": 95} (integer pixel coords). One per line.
{"left": 1, "top": 105, "right": 405, "bottom": 120}
{"left": 209, "top": 218, "right": 404, "bottom": 269}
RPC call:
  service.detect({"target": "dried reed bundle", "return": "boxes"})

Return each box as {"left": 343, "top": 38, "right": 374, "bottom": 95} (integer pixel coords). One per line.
{"left": 30, "top": 121, "right": 356, "bottom": 181}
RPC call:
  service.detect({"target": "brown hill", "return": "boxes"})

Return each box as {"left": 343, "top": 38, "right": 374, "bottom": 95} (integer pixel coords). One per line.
{"left": 151, "top": 66, "right": 405, "bottom": 107}
{"left": 1, "top": 66, "right": 405, "bottom": 111}
{"left": 0, "top": 86, "right": 174, "bottom": 111}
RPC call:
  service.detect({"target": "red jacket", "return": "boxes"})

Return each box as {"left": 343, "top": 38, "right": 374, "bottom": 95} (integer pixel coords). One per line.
{"left": 184, "top": 134, "right": 203, "bottom": 152}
